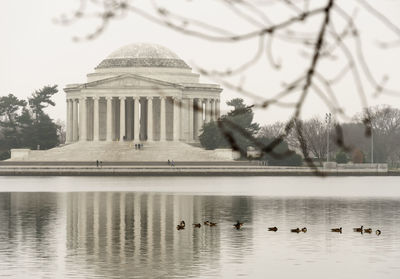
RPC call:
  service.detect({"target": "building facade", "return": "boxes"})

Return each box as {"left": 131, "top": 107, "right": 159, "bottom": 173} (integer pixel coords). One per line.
{"left": 65, "top": 43, "right": 222, "bottom": 143}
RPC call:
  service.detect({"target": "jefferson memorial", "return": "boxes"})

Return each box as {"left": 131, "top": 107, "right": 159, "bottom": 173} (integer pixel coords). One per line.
{"left": 11, "top": 43, "right": 235, "bottom": 161}
{"left": 65, "top": 43, "right": 221, "bottom": 143}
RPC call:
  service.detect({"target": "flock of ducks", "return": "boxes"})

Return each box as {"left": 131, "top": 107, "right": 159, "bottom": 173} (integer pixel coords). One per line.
{"left": 176, "top": 221, "right": 382, "bottom": 235}
{"left": 177, "top": 220, "right": 217, "bottom": 230}
{"left": 353, "top": 225, "right": 382, "bottom": 235}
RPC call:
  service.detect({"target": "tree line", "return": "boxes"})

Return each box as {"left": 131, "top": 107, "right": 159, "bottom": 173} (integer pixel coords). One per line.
{"left": 200, "top": 99, "right": 400, "bottom": 167}
{"left": 1, "top": 88, "right": 398, "bottom": 167}
{"left": 259, "top": 106, "right": 400, "bottom": 167}
{"left": 0, "top": 85, "right": 61, "bottom": 160}
{"left": 199, "top": 98, "right": 303, "bottom": 166}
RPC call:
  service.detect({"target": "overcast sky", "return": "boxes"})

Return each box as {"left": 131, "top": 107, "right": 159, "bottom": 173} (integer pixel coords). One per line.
{"left": 1, "top": 0, "right": 400, "bottom": 125}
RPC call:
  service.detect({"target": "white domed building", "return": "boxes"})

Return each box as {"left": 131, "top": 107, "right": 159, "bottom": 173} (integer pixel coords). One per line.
{"left": 65, "top": 43, "right": 222, "bottom": 143}
{"left": 10, "top": 43, "right": 236, "bottom": 161}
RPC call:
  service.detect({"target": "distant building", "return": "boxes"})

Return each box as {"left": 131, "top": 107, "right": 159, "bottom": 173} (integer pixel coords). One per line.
{"left": 65, "top": 43, "right": 222, "bottom": 143}
{"left": 9, "top": 44, "right": 235, "bottom": 161}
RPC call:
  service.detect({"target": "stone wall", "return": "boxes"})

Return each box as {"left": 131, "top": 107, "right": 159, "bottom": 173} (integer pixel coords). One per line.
{"left": 323, "top": 162, "right": 388, "bottom": 172}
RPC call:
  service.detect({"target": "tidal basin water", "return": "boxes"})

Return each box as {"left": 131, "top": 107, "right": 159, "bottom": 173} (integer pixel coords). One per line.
{"left": 1, "top": 177, "right": 400, "bottom": 278}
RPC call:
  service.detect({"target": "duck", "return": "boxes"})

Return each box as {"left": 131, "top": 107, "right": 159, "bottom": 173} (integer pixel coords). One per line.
{"left": 233, "top": 220, "right": 243, "bottom": 230}
{"left": 204, "top": 221, "right": 210, "bottom": 226}
{"left": 176, "top": 220, "right": 185, "bottom": 230}
{"left": 376, "top": 229, "right": 381, "bottom": 236}
{"left": 364, "top": 228, "right": 372, "bottom": 234}
{"left": 331, "top": 227, "right": 342, "bottom": 233}
{"left": 301, "top": 227, "right": 307, "bottom": 233}
{"left": 176, "top": 224, "right": 185, "bottom": 230}
{"left": 209, "top": 222, "right": 217, "bottom": 227}
{"left": 193, "top": 223, "right": 201, "bottom": 228}
{"left": 353, "top": 225, "right": 363, "bottom": 233}
{"left": 291, "top": 228, "right": 301, "bottom": 233}
{"left": 268, "top": 227, "right": 278, "bottom": 232}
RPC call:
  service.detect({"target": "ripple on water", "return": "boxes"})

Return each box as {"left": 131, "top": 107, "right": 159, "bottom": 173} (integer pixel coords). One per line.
{"left": 0, "top": 177, "right": 400, "bottom": 278}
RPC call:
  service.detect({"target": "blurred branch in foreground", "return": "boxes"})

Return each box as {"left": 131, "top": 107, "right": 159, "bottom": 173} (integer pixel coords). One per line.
{"left": 56, "top": 0, "right": 400, "bottom": 170}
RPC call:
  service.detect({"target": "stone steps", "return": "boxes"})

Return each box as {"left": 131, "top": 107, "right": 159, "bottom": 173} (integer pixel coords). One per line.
{"left": 24, "top": 141, "right": 233, "bottom": 161}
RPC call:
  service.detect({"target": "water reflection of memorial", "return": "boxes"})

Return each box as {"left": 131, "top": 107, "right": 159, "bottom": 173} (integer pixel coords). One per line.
{"left": 2, "top": 189, "right": 400, "bottom": 278}
{"left": 66, "top": 193, "right": 246, "bottom": 278}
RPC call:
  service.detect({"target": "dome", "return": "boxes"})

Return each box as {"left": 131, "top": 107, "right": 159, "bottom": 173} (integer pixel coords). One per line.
{"left": 96, "top": 43, "right": 190, "bottom": 69}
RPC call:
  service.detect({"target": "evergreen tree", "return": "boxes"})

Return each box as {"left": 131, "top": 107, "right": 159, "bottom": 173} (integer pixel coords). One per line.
{"left": 257, "top": 137, "right": 303, "bottom": 166}
{"left": 335, "top": 151, "right": 349, "bottom": 164}
{"left": 28, "top": 85, "right": 58, "bottom": 120}
{"left": 0, "top": 85, "right": 60, "bottom": 159}
{"left": 199, "top": 121, "right": 224, "bottom": 150}
{"left": 0, "top": 94, "right": 27, "bottom": 128}
{"left": 199, "top": 98, "right": 260, "bottom": 157}
{"left": 0, "top": 94, "right": 27, "bottom": 154}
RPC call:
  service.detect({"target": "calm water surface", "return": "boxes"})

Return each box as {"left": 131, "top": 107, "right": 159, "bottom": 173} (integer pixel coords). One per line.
{"left": 0, "top": 176, "right": 400, "bottom": 278}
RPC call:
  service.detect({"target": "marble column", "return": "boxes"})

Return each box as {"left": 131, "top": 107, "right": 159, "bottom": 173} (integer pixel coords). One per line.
{"left": 173, "top": 97, "right": 180, "bottom": 141}
{"left": 216, "top": 99, "right": 220, "bottom": 119}
{"left": 119, "top": 97, "right": 126, "bottom": 141}
{"left": 134, "top": 97, "right": 140, "bottom": 141}
{"left": 93, "top": 97, "right": 99, "bottom": 141}
{"left": 106, "top": 97, "right": 113, "bottom": 141}
{"left": 188, "top": 98, "right": 194, "bottom": 141}
{"left": 126, "top": 99, "right": 133, "bottom": 140}
{"left": 195, "top": 99, "right": 203, "bottom": 139}
{"left": 147, "top": 97, "right": 153, "bottom": 141}
{"left": 205, "top": 99, "right": 211, "bottom": 123}
{"left": 79, "top": 97, "right": 87, "bottom": 141}
{"left": 211, "top": 99, "right": 216, "bottom": 121}
{"left": 73, "top": 99, "right": 79, "bottom": 141}
{"left": 140, "top": 98, "right": 147, "bottom": 141}
{"left": 69, "top": 99, "right": 74, "bottom": 141}
{"left": 160, "top": 97, "right": 166, "bottom": 141}
{"left": 66, "top": 99, "right": 72, "bottom": 143}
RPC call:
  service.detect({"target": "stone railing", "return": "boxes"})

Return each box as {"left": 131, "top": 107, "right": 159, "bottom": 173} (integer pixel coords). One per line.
{"left": 323, "top": 162, "right": 388, "bottom": 172}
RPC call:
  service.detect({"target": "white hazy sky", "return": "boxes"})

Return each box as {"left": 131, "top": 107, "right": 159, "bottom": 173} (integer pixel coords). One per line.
{"left": 1, "top": 0, "right": 400, "bottom": 125}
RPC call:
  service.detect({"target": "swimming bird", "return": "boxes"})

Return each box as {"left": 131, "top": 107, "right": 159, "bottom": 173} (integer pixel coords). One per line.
{"left": 268, "top": 227, "right": 278, "bottom": 232}
{"left": 176, "top": 220, "right": 186, "bottom": 230}
{"left": 209, "top": 222, "right": 217, "bottom": 227}
{"left": 193, "top": 223, "right": 201, "bottom": 228}
{"left": 364, "top": 228, "right": 372, "bottom": 234}
{"left": 291, "top": 228, "right": 301, "bottom": 233}
{"left": 233, "top": 221, "right": 243, "bottom": 230}
{"left": 376, "top": 229, "right": 381, "bottom": 236}
{"left": 353, "top": 226, "right": 363, "bottom": 233}
{"left": 331, "top": 227, "right": 342, "bottom": 233}
{"left": 301, "top": 227, "right": 307, "bottom": 233}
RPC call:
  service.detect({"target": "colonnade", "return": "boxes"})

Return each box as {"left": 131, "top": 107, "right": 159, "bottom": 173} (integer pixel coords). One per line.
{"left": 66, "top": 96, "right": 220, "bottom": 143}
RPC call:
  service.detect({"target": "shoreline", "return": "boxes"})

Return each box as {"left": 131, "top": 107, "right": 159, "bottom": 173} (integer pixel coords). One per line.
{"left": 0, "top": 162, "right": 397, "bottom": 176}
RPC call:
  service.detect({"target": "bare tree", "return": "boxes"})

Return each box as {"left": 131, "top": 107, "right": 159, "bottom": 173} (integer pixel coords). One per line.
{"left": 258, "top": 121, "right": 285, "bottom": 139}
{"left": 57, "top": 0, "right": 400, "bottom": 171}
{"left": 292, "top": 117, "right": 330, "bottom": 164}
{"left": 359, "top": 105, "right": 400, "bottom": 164}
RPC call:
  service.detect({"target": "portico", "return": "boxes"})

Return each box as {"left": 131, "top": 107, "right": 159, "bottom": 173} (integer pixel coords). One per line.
{"left": 65, "top": 95, "right": 220, "bottom": 143}
{"left": 64, "top": 43, "right": 222, "bottom": 143}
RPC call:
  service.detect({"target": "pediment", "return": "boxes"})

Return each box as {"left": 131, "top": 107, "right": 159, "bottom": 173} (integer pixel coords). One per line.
{"left": 82, "top": 74, "right": 182, "bottom": 89}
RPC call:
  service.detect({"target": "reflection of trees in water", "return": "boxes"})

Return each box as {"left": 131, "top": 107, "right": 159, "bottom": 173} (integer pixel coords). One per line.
{"left": 0, "top": 193, "right": 61, "bottom": 276}
{"left": 252, "top": 197, "right": 400, "bottom": 232}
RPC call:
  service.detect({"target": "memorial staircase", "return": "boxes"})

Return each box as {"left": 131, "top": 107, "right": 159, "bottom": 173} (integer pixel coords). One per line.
{"left": 23, "top": 141, "right": 234, "bottom": 161}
